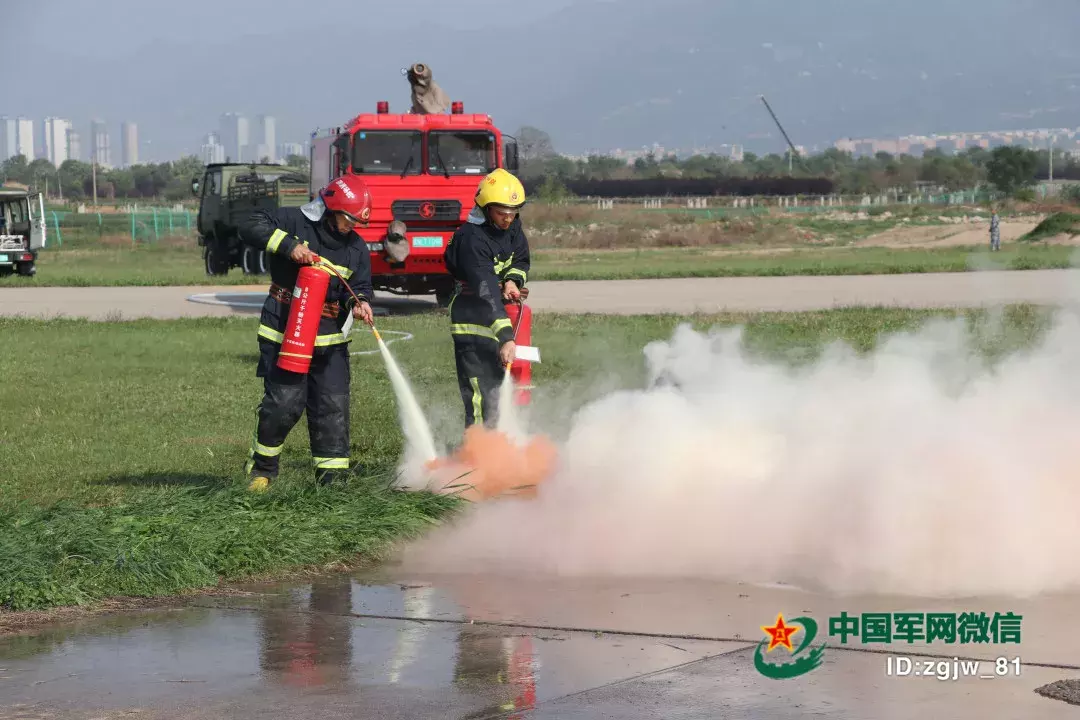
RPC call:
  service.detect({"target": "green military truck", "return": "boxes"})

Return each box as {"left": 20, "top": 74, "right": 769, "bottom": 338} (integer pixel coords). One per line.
{"left": 191, "top": 163, "right": 309, "bottom": 276}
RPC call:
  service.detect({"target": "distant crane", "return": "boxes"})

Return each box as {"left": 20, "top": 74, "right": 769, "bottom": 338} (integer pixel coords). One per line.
{"left": 758, "top": 95, "right": 805, "bottom": 174}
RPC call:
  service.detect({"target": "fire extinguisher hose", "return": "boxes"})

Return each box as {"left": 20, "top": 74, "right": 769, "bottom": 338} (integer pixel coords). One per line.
{"left": 310, "top": 256, "right": 382, "bottom": 342}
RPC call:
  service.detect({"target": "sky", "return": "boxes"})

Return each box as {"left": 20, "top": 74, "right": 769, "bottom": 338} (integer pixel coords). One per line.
{"left": 5, "top": 0, "right": 1079, "bottom": 163}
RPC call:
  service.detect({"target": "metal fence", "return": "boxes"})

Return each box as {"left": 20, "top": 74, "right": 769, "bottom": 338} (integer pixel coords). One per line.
{"left": 43, "top": 208, "right": 196, "bottom": 247}
{"left": 576, "top": 188, "right": 1005, "bottom": 212}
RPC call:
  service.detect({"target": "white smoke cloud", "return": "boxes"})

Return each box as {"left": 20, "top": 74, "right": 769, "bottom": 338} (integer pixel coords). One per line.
{"left": 402, "top": 309, "right": 1080, "bottom": 599}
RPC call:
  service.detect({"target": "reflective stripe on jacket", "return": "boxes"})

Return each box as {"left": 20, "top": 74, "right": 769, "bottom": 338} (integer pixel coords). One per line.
{"left": 444, "top": 214, "right": 530, "bottom": 345}
{"left": 239, "top": 206, "right": 373, "bottom": 349}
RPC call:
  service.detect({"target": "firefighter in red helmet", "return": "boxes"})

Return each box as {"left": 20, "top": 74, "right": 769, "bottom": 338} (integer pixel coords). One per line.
{"left": 239, "top": 175, "right": 375, "bottom": 491}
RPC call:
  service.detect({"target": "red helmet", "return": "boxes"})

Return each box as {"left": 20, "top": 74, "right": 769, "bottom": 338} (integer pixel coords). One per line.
{"left": 319, "top": 176, "right": 372, "bottom": 224}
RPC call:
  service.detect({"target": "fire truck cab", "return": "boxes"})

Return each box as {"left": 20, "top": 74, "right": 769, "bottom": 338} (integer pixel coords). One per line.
{"left": 309, "top": 101, "right": 519, "bottom": 306}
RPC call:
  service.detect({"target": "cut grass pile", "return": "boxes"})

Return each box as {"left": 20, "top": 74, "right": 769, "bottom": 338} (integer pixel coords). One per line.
{"left": 3, "top": 242, "right": 1077, "bottom": 288}
{"left": 0, "top": 305, "right": 1057, "bottom": 613}
{"left": 1020, "top": 212, "right": 1080, "bottom": 243}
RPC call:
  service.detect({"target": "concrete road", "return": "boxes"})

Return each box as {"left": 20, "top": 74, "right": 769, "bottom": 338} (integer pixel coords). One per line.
{"left": 4, "top": 268, "right": 1080, "bottom": 320}
{"left": 1, "top": 569, "right": 1076, "bottom": 719}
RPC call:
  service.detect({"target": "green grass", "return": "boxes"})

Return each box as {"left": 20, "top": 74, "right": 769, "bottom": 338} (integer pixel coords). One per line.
{"left": 0, "top": 244, "right": 260, "bottom": 287}
{"left": 535, "top": 244, "right": 1077, "bottom": 279}
{"left": 1, "top": 480, "right": 456, "bottom": 612}
{"left": 1020, "top": 212, "right": 1080, "bottom": 243}
{"left": 4, "top": 242, "right": 1078, "bottom": 288}
{"left": 0, "top": 305, "right": 1059, "bottom": 613}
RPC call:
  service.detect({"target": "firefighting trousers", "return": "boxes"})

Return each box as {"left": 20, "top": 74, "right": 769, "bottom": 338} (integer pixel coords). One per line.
{"left": 454, "top": 339, "right": 505, "bottom": 429}
{"left": 246, "top": 339, "right": 351, "bottom": 483}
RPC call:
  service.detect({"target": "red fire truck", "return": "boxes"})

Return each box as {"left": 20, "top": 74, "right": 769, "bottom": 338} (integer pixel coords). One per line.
{"left": 309, "top": 90, "right": 519, "bottom": 307}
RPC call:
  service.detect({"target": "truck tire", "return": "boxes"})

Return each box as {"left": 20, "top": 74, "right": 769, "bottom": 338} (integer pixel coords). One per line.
{"left": 242, "top": 247, "right": 266, "bottom": 275}
{"left": 16, "top": 262, "right": 35, "bottom": 277}
{"left": 205, "top": 243, "right": 230, "bottom": 276}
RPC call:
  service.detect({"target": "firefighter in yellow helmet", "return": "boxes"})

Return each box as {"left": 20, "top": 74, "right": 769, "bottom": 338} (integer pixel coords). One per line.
{"left": 443, "top": 168, "right": 531, "bottom": 429}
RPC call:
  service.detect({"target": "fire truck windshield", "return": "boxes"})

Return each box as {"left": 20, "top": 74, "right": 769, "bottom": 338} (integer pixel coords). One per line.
{"left": 427, "top": 131, "right": 497, "bottom": 176}
{"left": 351, "top": 130, "right": 422, "bottom": 175}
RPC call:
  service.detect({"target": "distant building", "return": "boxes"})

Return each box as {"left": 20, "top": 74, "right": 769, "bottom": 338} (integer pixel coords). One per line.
{"left": 219, "top": 113, "right": 249, "bottom": 162}
{"left": 201, "top": 133, "right": 225, "bottom": 164}
{"left": 871, "top": 140, "right": 899, "bottom": 155}
{"left": 66, "top": 129, "right": 81, "bottom": 162}
{"left": 121, "top": 122, "right": 138, "bottom": 167}
{"left": 0, "top": 116, "right": 34, "bottom": 161}
{"left": 257, "top": 115, "right": 276, "bottom": 163}
{"left": 41, "top": 117, "right": 72, "bottom": 166}
{"left": 935, "top": 139, "right": 957, "bottom": 155}
{"left": 90, "top": 120, "right": 111, "bottom": 168}
{"left": 279, "top": 142, "right": 304, "bottom": 160}
{"left": 833, "top": 139, "right": 857, "bottom": 154}
{"left": 730, "top": 144, "right": 744, "bottom": 162}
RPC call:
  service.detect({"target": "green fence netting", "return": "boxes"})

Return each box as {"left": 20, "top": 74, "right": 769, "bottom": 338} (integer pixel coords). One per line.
{"left": 45, "top": 208, "right": 196, "bottom": 247}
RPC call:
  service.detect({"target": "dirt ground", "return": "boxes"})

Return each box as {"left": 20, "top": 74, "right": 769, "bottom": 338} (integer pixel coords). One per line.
{"left": 686, "top": 219, "right": 1055, "bottom": 258}
{"left": 853, "top": 220, "right": 1048, "bottom": 249}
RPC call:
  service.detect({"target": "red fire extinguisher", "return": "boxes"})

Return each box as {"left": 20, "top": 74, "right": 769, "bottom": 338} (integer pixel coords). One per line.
{"left": 504, "top": 300, "right": 532, "bottom": 405}
{"left": 277, "top": 264, "right": 331, "bottom": 374}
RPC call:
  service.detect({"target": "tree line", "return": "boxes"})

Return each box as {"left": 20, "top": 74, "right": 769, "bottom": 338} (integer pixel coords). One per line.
{"left": 513, "top": 126, "right": 1078, "bottom": 199}
{"left": 3, "top": 120, "right": 1072, "bottom": 203}
{"left": 0, "top": 154, "right": 311, "bottom": 203}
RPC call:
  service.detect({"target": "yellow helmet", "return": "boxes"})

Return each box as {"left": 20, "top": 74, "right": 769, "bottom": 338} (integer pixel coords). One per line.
{"left": 474, "top": 168, "right": 526, "bottom": 209}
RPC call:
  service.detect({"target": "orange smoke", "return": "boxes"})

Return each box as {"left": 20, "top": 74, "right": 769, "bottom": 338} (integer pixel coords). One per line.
{"left": 424, "top": 426, "right": 558, "bottom": 502}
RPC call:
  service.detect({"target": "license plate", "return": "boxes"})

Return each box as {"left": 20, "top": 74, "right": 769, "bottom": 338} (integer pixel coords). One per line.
{"left": 0, "top": 255, "right": 8, "bottom": 263}
{"left": 412, "top": 236, "right": 444, "bottom": 248}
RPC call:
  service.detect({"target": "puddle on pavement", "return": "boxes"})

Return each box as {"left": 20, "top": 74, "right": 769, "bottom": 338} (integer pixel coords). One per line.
{"left": 0, "top": 572, "right": 741, "bottom": 718}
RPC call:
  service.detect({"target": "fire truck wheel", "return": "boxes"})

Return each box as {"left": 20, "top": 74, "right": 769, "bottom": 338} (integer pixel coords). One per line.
{"left": 16, "top": 261, "right": 36, "bottom": 277}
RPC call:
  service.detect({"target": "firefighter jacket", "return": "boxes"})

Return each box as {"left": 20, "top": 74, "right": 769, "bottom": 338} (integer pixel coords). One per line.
{"left": 240, "top": 205, "right": 374, "bottom": 351}
{"left": 444, "top": 210, "right": 530, "bottom": 346}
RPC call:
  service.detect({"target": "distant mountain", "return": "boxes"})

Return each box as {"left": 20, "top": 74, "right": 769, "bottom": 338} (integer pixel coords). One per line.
{"left": 6, "top": 0, "right": 1079, "bottom": 159}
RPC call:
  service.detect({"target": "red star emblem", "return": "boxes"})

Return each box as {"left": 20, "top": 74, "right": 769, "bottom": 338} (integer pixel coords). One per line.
{"left": 419, "top": 202, "right": 435, "bottom": 219}
{"left": 761, "top": 613, "right": 800, "bottom": 653}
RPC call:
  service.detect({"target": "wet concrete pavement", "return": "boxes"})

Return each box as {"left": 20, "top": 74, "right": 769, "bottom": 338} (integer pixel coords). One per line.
{"left": 5, "top": 268, "right": 1080, "bottom": 321}
{"left": 2, "top": 569, "right": 1077, "bottom": 719}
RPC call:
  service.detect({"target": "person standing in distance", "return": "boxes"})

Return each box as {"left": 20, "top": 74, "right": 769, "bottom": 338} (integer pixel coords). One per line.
{"left": 443, "top": 168, "right": 531, "bottom": 429}
{"left": 239, "top": 175, "right": 375, "bottom": 491}
{"left": 989, "top": 205, "right": 1001, "bottom": 251}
